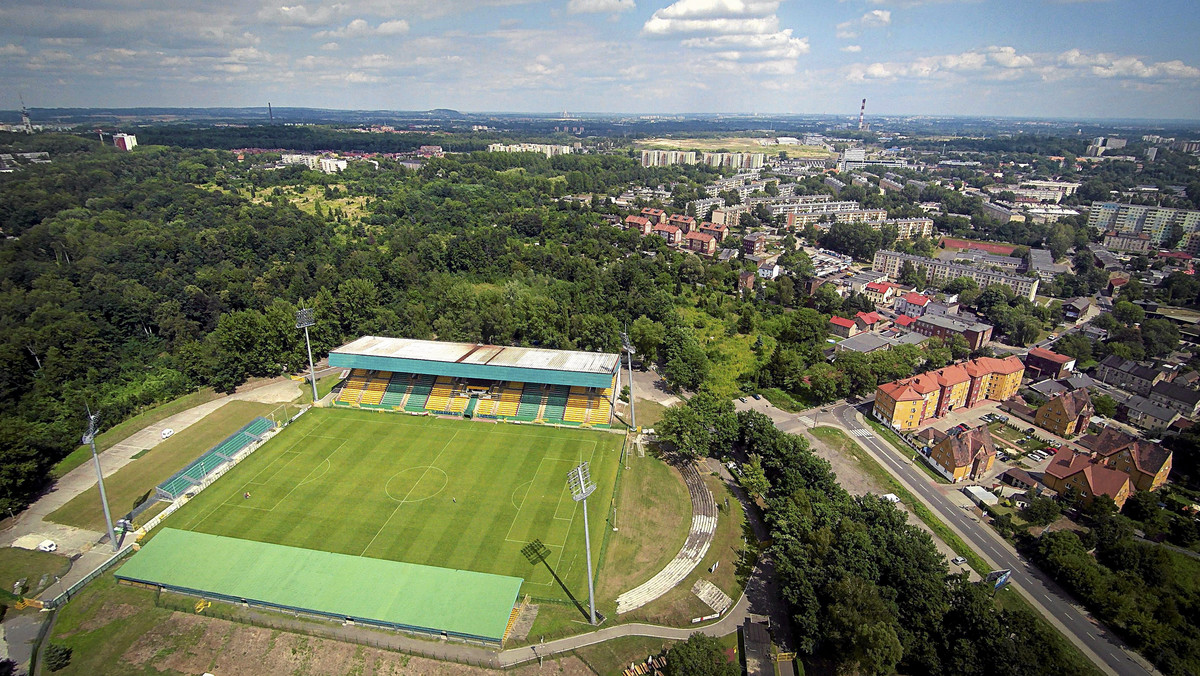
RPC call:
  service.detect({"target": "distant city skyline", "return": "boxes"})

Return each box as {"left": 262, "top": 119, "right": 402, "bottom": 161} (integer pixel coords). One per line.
{"left": 1, "top": 0, "right": 1198, "bottom": 120}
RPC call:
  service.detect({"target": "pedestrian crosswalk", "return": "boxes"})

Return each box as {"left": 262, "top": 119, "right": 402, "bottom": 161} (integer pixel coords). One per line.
{"left": 798, "top": 416, "right": 816, "bottom": 426}
{"left": 850, "top": 428, "right": 874, "bottom": 438}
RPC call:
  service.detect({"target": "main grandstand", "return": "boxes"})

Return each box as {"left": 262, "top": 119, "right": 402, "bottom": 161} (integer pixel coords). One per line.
{"left": 328, "top": 337, "right": 622, "bottom": 427}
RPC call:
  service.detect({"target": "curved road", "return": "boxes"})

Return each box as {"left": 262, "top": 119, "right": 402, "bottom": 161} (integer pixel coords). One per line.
{"left": 830, "top": 402, "right": 1153, "bottom": 676}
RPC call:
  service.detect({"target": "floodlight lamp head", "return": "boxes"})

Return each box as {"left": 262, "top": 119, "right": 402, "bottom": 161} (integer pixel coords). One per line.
{"left": 82, "top": 411, "right": 100, "bottom": 445}
{"left": 521, "top": 539, "right": 551, "bottom": 565}
{"left": 567, "top": 462, "right": 596, "bottom": 502}
{"left": 295, "top": 307, "right": 315, "bottom": 329}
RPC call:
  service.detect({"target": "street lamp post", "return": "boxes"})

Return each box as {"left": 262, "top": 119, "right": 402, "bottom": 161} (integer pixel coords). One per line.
{"left": 83, "top": 412, "right": 118, "bottom": 552}
{"left": 296, "top": 308, "right": 319, "bottom": 404}
{"left": 567, "top": 462, "right": 598, "bottom": 625}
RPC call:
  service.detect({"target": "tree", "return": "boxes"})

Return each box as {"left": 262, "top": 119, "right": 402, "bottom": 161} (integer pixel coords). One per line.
{"left": 1112, "top": 301, "right": 1145, "bottom": 325}
{"left": 666, "top": 633, "right": 739, "bottom": 676}
{"left": 739, "top": 454, "right": 771, "bottom": 500}
{"left": 1022, "top": 495, "right": 1062, "bottom": 526}
{"left": 899, "top": 260, "right": 923, "bottom": 287}
{"left": 1093, "top": 394, "right": 1117, "bottom": 418}
{"left": 630, "top": 315, "right": 665, "bottom": 365}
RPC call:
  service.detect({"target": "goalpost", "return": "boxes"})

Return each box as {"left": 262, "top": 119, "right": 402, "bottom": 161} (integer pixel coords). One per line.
{"left": 266, "top": 402, "right": 304, "bottom": 429}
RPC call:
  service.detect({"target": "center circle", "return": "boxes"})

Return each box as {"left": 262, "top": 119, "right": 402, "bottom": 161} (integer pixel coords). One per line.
{"left": 385, "top": 466, "right": 448, "bottom": 503}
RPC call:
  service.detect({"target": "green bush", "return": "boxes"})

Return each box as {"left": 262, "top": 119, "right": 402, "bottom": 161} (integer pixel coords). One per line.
{"left": 44, "top": 644, "right": 72, "bottom": 672}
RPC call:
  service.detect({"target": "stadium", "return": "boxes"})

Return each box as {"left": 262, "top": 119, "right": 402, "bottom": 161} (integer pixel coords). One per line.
{"left": 328, "top": 336, "right": 622, "bottom": 427}
{"left": 117, "top": 337, "right": 628, "bottom": 646}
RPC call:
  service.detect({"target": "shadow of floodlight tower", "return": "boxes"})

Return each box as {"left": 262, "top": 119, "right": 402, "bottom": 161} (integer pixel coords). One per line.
{"left": 521, "top": 539, "right": 590, "bottom": 622}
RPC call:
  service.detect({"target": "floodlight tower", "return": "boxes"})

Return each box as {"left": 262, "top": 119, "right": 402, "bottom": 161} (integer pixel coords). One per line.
{"left": 295, "top": 308, "right": 319, "bottom": 404}
{"left": 83, "top": 410, "right": 118, "bottom": 551}
{"left": 620, "top": 328, "right": 636, "bottom": 430}
{"left": 567, "top": 462, "right": 598, "bottom": 625}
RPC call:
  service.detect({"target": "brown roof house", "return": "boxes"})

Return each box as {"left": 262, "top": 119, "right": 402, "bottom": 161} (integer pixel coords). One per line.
{"left": 929, "top": 425, "right": 997, "bottom": 483}
{"left": 1034, "top": 389, "right": 1094, "bottom": 438}
{"left": 1043, "top": 448, "right": 1134, "bottom": 509}
{"left": 1078, "top": 428, "right": 1174, "bottom": 492}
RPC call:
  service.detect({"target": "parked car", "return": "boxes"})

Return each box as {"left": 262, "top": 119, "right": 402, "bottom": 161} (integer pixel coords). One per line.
{"left": 951, "top": 556, "right": 967, "bottom": 566}
{"left": 752, "top": 393, "right": 762, "bottom": 400}
{"left": 1026, "top": 427, "right": 1036, "bottom": 434}
{"left": 161, "top": 428, "right": 175, "bottom": 439}
{"left": 37, "top": 540, "right": 57, "bottom": 552}
{"left": 739, "top": 397, "right": 747, "bottom": 403}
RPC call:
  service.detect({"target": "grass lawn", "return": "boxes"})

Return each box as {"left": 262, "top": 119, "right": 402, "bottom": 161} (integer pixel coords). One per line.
{"left": 759, "top": 388, "right": 807, "bottom": 413}
{"left": 0, "top": 547, "right": 72, "bottom": 599}
{"left": 633, "top": 399, "right": 667, "bottom": 429}
{"left": 676, "top": 305, "right": 771, "bottom": 401}
{"left": 635, "top": 136, "right": 833, "bottom": 158}
{"left": 574, "top": 635, "right": 676, "bottom": 676}
{"left": 595, "top": 452, "right": 691, "bottom": 604}
{"left": 42, "top": 572, "right": 178, "bottom": 676}
{"left": 297, "top": 373, "right": 342, "bottom": 405}
{"left": 51, "top": 389, "right": 224, "bottom": 479}
{"left": 157, "top": 408, "right": 623, "bottom": 602}
{"left": 47, "top": 401, "right": 277, "bottom": 532}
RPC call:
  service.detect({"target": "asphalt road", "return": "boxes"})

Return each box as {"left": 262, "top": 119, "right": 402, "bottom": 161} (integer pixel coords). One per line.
{"left": 830, "top": 402, "right": 1153, "bottom": 676}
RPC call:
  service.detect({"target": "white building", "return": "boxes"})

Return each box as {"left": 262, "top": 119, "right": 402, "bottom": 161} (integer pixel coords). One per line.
{"left": 113, "top": 133, "right": 137, "bottom": 151}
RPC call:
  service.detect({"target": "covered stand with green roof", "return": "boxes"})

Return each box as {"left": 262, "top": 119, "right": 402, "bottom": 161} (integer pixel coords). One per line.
{"left": 118, "top": 529, "right": 523, "bottom": 644}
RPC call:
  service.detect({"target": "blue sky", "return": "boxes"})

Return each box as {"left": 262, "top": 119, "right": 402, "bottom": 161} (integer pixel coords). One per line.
{"left": 1, "top": 0, "right": 1197, "bottom": 118}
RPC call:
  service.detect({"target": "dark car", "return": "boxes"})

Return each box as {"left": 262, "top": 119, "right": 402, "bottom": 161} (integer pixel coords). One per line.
{"left": 752, "top": 393, "right": 762, "bottom": 400}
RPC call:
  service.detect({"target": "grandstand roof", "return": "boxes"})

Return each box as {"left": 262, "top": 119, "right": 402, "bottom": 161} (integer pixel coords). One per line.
{"left": 329, "top": 336, "right": 620, "bottom": 389}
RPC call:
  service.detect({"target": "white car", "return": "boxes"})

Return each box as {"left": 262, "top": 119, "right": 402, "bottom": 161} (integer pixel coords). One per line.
{"left": 37, "top": 540, "right": 57, "bottom": 552}
{"left": 160, "top": 428, "right": 175, "bottom": 439}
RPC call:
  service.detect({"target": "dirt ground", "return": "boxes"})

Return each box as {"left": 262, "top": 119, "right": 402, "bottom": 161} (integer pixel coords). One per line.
{"left": 122, "top": 613, "right": 598, "bottom": 676}
{"left": 801, "top": 428, "right": 885, "bottom": 497}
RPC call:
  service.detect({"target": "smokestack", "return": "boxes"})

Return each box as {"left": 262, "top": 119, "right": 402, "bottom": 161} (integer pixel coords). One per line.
{"left": 858, "top": 98, "right": 866, "bottom": 131}
{"left": 268, "top": 102, "right": 274, "bottom": 123}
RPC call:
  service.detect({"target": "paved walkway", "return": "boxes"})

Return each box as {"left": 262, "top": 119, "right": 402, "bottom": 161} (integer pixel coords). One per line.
{"left": 615, "top": 458, "right": 718, "bottom": 614}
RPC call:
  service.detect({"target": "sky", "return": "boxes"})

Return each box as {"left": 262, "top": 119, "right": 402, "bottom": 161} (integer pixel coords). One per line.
{"left": 1, "top": 0, "right": 1198, "bottom": 119}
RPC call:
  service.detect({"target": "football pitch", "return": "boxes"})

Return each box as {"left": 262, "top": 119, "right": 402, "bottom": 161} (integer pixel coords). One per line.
{"left": 162, "top": 408, "right": 624, "bottom": 601}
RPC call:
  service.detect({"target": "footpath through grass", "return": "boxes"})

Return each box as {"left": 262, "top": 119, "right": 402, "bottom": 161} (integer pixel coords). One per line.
{"left": 51, "top": 389, "right": 224, "bottom": 479}
{"left": 47, "top": 401, "right": 276, "bottom": 531}
{"left": 810, "top": 426, "right": 1105, "bottom": 676}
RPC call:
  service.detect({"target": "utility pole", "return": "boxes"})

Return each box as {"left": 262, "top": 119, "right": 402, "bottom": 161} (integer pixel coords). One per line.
{"left": 296, "top": 309, "right": 319, "bottom": 404}
{"left": 83, "top": 410, "right": 118, "bottom": 551}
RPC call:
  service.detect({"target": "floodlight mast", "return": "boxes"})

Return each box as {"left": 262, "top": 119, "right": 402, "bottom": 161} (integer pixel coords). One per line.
{"left": 296, "top": 308, "right": 319, "bottom": 404}
{"left": 568, "top": 462, "right": 597, "bottom": 625}
{"left": 83, "top": 411, "right": 118, "bottom": 552}
{"left": 621, "top": 329, "right": 636, "bottom": 430}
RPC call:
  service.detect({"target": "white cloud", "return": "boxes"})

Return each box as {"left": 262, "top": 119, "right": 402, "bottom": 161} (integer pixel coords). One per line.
{"left": 316, "top": 18, "right": 409, "bottom": 38}
{"left": 836, "top": 10, "right": 889, "bottom": 39}
{"left": 259, "top": 3, "right": 346, "bottom": 26}
{"left": 840, "top": 44, "right": 861, "bottom": 53}
{"left": 0, "top": 43, "right": 28, "bottom": 57}
{"left": 1058, "top": 49, "right": 1200, "bottom": 80}
{"left": 641, "top": 0, "right": 807, "bottom": 72}
{"left": 567, "top": 0, "right": 636, "bottom": 14}
{"left": 319, "top": 41, "right": 339, "bottom": 50}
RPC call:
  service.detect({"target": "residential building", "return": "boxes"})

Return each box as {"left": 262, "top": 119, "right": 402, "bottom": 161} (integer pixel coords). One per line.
{"left": 113, "top": 133, "right": 137, "bottom": 151}
{"left": 1025, "top": 347, "right": 1076, "bottom": 380}
{"left": 641, "top": 150, "right": 697, "bottom": 167}
{"left": 698, "top": 222, "right": 729, "bottom": 242}
{"left": 863, "top": 281, "right": 900, "bottom": 306}
{"left": 835, "top": 209, "right": 888, "bottom": 224}
{"left": 824, "top": 176, "right": 846, "bottom": 193}
{"left": 652, "top": 223, "right": 681, "bottom": 244}
{"left": 743, "top": 232, "right": 768, "bottom": 256}
{"left": 1063, "top": 297, "right": 1093, "bottom": 322}
{"left": 624, "top": 215, "right": 652, "bottom": 236}
{"left": 1043, "top": 449, "right": 1134, "bottom": 509}
{"left": 895, "top": 314, "right": 917, "bottom": 329}
{"left": 690, "top": 197, "right": 725, "bottom": 219}
{"left": 700, "top": 152, "right": 765, "bottom": 170}
{"left": 318, "top": 158, "right": 347, "bottom": 174}
{"left": 487, "top": 143, "right": 572, "bottom": 157}
{"left": 845, "top": 270, "right": 890, "bottom": 294}
{"left": 711, "top": 205, "right": 750, "bottom": 227}
{"left": 1102, "top": 231, "right": 1153, "bottom": 252}
{"left": 912, "top": 314, "right": 994, "bottom": 350}
{"left": 887, "top": 218, "right": 934, "bottom": 240}
{"left": 684, "top": 231, "right": 717, "bottom": 255}
{"left": 757, "top": 263, "right": 781, "bottom": 280}
{"left": 1034, "top": 389, "right": 1094, "bottom": 438}
{"left": 930, "top": 426, "right": 997, "bottom": 482}
{"left": 641, "top": 208, "right": 666, "bottom": 225}
{"left": 829, "top": 316, "right": 859, "bottom": 338}
{"left": 895, "top": 292, "right": 932, "bottom": 317}
{"left": 873, "top": 250, "right": 1040, "bottom": 301}
{"left": 738, "top": 271, "right": 756, "bottom": 293}
{"left": 873, "top": 355, "right": 1024, "bottom": 431}
{"left": 1025, "top": 248, "right": 1059, "bottom": 280}
{"left": 981, "top": 201, "right": 1026, "bottom": 223}
{"left": 667, "top": 214, "right": 695, "bottom": 232}
{"left": 854, "top": 311, "right": 882, "bottom": 332}
{"left": 1087, "top": 202, "right": 1200, "bottom": 252}
{"left": 1122, "top": 396, "right": 1180, "bottom": 429}
{"left": 1149, "top": 380, "right": 1200, "bottom": 418}
{"left": 1078, "top": 428, "right": 1174, "bottom": 492}
{"left": 1094, "top": 355, "right": 1166, "bottom": 396}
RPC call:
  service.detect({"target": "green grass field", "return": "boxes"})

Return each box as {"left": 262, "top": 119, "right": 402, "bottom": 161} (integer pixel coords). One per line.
{"left": 161, "top": 408, "right": 623, "bottom": 602}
